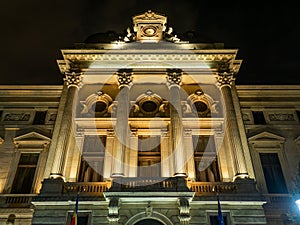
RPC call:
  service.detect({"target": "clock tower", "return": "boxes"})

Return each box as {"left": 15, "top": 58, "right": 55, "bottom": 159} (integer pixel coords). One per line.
{"left": 133, "top": 10, "right": 167, "bottom": 42}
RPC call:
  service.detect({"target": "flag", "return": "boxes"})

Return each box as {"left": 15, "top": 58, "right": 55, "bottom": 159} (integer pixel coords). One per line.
{"left": 70, "top": 193, "right": 79, "bottom": 225}
{"left": 217, "top": 195, "right": 225, "bottom": 225}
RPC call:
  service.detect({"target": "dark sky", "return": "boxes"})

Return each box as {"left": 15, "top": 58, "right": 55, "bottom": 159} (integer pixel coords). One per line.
{"left": 1, "top": 1, "right": 299, "bottom": 85}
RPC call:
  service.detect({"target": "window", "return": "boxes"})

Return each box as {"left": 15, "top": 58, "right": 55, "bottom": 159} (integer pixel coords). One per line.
{"left": 252, "top": 111, "right": 266, "bottom": 125}
{"left": 259, "top": 153, "right": 288, "bottom": 193}
{"left": 33, "top": 111, "right": 47, "bottom": 125}
{"left": 209, "top": 215, "right": 228, "bottom": 225}
{"left": 78, "top": 135, "right": 106, "bottom": 182}
{"left": 138, "top": 135, "right": 161, "bottom": 177}
{"left": 193, "top": 135, "right": 220, "bottom": 182}
{"left": 67, "top": 212, "right": 90, "bottom": 225}
{"left": 11, "top": 153, "right": 39, "bottom": 193}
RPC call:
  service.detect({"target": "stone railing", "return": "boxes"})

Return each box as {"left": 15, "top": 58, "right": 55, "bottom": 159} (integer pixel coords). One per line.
{"left": 263, "top": 194, "right": 293, "bottom": 204}
{"left": 0, "top": 194, "right": 37, "bottom": 207}
{"left": 109, "top": 177, "right": 190, "bottom": 192}
{"left": 63, "top": 182, "right": 110, "bottom": 196}
{"left": 187, "top": 182, "right": 237, "bottom": 196}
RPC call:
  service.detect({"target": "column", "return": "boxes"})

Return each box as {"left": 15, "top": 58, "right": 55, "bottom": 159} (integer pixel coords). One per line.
{"left": 166, "top": 69, "right": 186, "bottom": 177}
{"left": 184, "top": 129, "right": 195, "bottom": 180}
{"left": 50, "top": 72, "right": 83, "bottom": 179}
{"left": 215, "top": 72, "right": 248, "bottom": 179}
{"left": 161, "top": 129, "right": 171, "bottom": 177}
{"left": 128, "top": 130, "right": 138, "bottom": 177}
{"left": 111, "top": 69, "right": 133, "bottom": 177}
{"left": 103, "top": 130, "right": 115, "bottom": 179}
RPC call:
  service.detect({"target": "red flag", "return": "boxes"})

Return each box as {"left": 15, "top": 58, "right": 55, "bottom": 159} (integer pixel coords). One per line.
{"left": 70, "top": 194, "right": 79, "bottom": 225}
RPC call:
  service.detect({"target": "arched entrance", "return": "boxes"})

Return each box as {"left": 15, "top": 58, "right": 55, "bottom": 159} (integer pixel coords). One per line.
{"left": 134, "top": 219, "right": 164, "bottom": 225}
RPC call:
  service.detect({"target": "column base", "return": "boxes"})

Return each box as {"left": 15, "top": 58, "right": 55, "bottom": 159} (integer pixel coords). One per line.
{"left": 233, "top": 173, "right": 249, "bottom": 181}
{"left": 174, "top": 173, "right": 187, "bottom": 177}
{"left": 49, "top": 173, "right": 65, "bottom": 181}
{"left": 111, "top": 173, "right": 124, "bottom": 178}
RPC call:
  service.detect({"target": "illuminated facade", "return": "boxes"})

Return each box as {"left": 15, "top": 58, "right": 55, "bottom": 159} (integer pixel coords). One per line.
{"left": 0, "top": 10, "right": 299, "bottom": 225}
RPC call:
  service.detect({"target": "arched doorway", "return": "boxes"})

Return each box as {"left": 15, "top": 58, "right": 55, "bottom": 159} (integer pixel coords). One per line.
{"left": 134, "top": 219, "right": 164, "bottom": 225}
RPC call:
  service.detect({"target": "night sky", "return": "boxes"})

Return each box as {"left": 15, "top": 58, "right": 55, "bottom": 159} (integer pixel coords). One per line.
{"left": 1, "top": 1, "right": 299, "bottom": 85}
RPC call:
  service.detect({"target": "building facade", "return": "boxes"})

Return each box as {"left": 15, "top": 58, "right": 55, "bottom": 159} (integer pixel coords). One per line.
{"left": 0, "top": 10, "right": 299, "bottom": 225}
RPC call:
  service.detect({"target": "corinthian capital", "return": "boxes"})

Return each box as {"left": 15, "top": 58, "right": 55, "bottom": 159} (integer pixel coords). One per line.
{"left": 215, "top": 72, "right": 235, "bottom": 88}
{"left": 115, "top": 69, "right": 133, "bottom": 88}
{"left": 166, "top": 69, "right": 182, "bottom": 87}
{"left": 63, "top": 72, "right": 83, "bottom": 88}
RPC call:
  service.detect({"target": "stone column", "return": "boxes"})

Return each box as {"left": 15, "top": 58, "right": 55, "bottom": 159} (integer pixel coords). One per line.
{"left": 216, "top": 72, "right": 248, "bottom": 179}
{"left": 103, "top": 130, "right": 115, "bottom": 179}
{"left": 166, "top": 69, "right": 186, "bottom": 177}
{"left": 111, "top": 70, "right": 133, "bottom": 177}
{"left": 50, "top": 72, "right": 83, "bottom": 179}
{"left": 184, "top": 129, "right": 195, "bottom": 180}
{"left": 128, "top": 130, "right": 138, "bottom": 177}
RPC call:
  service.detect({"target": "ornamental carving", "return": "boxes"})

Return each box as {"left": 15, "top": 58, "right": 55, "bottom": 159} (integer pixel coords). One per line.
{"left": 107, "top": 198, "right": 120, "bottom": 223}
{"left": 63, "top": 72, "right": 83, "bottom": 88}
{"left": 269, "top": 113, "right": 295, "bottom": 121}
{"left": 178, "top": 198, "right": 191, "bottom": 223}
{"left": 215, "top": 72, "right": 235, "bottom": 87}
{"left": 166, "top": 69, "right": 182, "bottom": 86}
{"left": 3, "top": 113, "right": 31, "bottom": 121}
{"left": 115, "top": 69, "right": 133, "bottom": 87}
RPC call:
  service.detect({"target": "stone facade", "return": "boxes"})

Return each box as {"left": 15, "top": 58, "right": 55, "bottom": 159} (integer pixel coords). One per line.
{"left": 0, "top": 10, "right": 299, "bottom": 225}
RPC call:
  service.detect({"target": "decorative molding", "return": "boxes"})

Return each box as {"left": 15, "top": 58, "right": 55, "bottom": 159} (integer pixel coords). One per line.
{"left": 215, "top": 72, "right": 235, "bottom": 88}
{"left": 13, "top": 131, "right": 51, "bottom": 148}
{"left": 63, "top": 72, "right": 83, "bottom": 88}
{"left": 248, "top": 131, "right": 285, "bottom": 144}
{"left": 107, "top": 198, "right": 120, "bottom": 223}
{"left": 178, "top": 197, "right": 191, "bottom": 223}
{"left": 80, "top": 90, "right": 113, "bottom": 114}
{"left": 145, "top": 202, "right": 153, "bottom": 217}
{"left": 115, "top": 69, "right": 133, "bottom": 88}
{"left": 166, "top": 69, "right": 182, "bottom": 87}
{"left": 268, "top": 113, "right": 295, "bottom": 121}
{"left": 3, "top": 112, "right": 31, "bottom": 121}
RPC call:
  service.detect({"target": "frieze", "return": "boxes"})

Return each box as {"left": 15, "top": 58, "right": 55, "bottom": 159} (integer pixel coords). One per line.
{"left": 63, "top": 53, "right": 236, "bottom": 61}
{"left": 268, "top": 113, "right": 295, "bottom": 121}
{"left": 3, "top": 113, "right": 31, "bottom": 121}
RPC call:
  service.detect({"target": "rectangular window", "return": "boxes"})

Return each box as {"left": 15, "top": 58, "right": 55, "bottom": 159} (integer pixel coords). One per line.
{"left": 259, "top": 153, "right": 288, "bottom": 193}
{"left": 33, "top": 111, "right": 47, "bottom": 125}
{"left": 78, "top": 135, "right": 106, "bottom": 182}
{"left": 252, "top": 111, "right": 266, "bottom": 125}
{"left": 209, "top": 215, "right": 228, "bottom": 225}
{"left": 138, "top": 135, "right": 161, "bottom": 177}
{"left": 193, "top": 136, "right": 220, "bottom": 182}
{"left": 67, "top": 212, "right": 90, "bottom": 225}
{"left": 11, "top": 153, "right": 39, "bottom": 194}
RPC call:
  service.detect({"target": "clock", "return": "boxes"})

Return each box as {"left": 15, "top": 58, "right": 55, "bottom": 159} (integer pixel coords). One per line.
{"left": 142, "top": 26, "right": 157, "bottom": 37}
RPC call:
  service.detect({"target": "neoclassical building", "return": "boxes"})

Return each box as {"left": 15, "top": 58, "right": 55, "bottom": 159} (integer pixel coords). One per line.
{"left": 0, "top": 10, "right": 299, "bottom": 225}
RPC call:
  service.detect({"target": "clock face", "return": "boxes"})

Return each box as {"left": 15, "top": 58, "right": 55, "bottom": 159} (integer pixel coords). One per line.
{"left": 142, "top": 26, "right": 157, "bottom": 37}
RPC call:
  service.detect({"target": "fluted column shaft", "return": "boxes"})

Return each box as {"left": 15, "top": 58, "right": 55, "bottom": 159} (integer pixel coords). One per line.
{"left": 167, "top": 69, "right": 186, "bottom": 177}
{"left": 50, "top": 72, "right": 83, "bottom": 179}
{"left": 216, "top": 72, "right": 248, "bottom": 178}
{"left": 112, "top": 70, "right": 132, "bottom": 177}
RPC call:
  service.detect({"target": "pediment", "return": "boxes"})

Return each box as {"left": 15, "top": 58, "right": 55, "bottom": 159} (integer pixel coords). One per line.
{"left": 14, "top": 131, "right": 51, "bottom": 144}
{"left": 248, "top": 131, "right": 285, "bottom": 142}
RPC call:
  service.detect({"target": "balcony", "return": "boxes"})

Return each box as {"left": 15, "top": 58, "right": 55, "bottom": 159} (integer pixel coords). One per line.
{"left": 0, "top": 194, "right": 37, "bottom": 208}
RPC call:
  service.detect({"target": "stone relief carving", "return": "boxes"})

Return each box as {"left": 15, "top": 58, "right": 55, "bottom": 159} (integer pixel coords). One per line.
{"left": 3, "top": 113, "right": 31, "bottom": 121}
{"left": 268, "top": 113, "right": 295, "bottom": 121}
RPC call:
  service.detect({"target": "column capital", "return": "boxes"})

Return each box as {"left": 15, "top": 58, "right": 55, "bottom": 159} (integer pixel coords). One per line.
{"left": 63, "top": 72, "right": 83, "bottom": 88}
{"left": 215, "top": 72, "right": 235, "bottom": 88}
{"left": 115, "top": 69, "right": 133, "bottom": 88}
{"left": 166, "top": 69, "right": 183, "bottom": 87}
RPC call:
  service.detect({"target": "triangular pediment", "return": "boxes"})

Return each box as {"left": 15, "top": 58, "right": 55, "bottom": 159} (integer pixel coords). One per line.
{"left": 295, "top": 136, "right": 300, "bottom": 144}
{"left": 248, "top": 131, "right": 285, "bottom": 142}
{"left": 14, "top": 131, "right": 51, "bottom": 142}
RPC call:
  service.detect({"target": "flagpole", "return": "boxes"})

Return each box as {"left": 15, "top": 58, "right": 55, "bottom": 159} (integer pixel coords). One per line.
{"left": 70, "top": 191, "right": 80, "bottom": 225}
{"left": 217, "top": 194, "right": 225, "bottom": 225}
